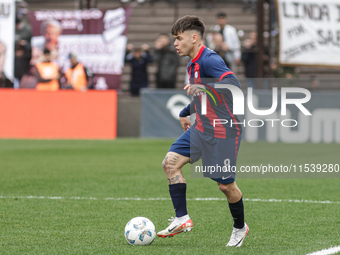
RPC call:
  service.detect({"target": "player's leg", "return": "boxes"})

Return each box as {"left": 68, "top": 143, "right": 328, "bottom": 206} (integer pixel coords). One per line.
{"left": 157, "top": 130, "right": 197, "bottom": 238}
{"left": 215, "top": 180, "right": 248, "bottom": 247}
{"left": 162, "top": 151, "right": 191, "bottom": 222}
{"left": 206, "top": 135, "right": 248, "bottom": 247}
{"left": 218, "top": 181, "right": 242, "bottom": 203}
{"left": 157, "top": 152, "right": 193, "bottom": 238}
{"left": 216, "top": 178, "right": 244, "bottom": 229}
{"left": 217, "top": 181, "right": 247, "bottom": 241}
{"left": 218, "top": 135, "right": 248, "bottom": 247}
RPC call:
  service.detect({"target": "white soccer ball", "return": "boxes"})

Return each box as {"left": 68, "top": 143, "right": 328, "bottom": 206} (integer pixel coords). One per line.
{"left": 124, "top": 217, "right": 156, "bottom": 245}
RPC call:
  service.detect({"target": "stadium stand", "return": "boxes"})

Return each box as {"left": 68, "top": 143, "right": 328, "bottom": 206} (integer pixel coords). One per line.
{"left": 25, "top": 0, "right": 340, "bottom": 93}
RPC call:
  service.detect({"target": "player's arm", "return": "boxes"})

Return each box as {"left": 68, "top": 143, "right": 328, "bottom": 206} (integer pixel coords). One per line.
{"left": 179, "top": 102, "right": 195, "bottom": 131}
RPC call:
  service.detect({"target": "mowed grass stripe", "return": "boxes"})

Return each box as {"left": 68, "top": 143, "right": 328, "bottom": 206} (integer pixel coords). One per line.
{"left": 1, "top": 195, "right": 340, "bottom": 204}
{"left": 0, "top": 139, "right": 339, "bottom": 254}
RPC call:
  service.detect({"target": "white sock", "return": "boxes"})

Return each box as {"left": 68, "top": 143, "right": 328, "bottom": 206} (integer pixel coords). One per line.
{"left": 177, "top": 214, "right": 190, "bottom": 223}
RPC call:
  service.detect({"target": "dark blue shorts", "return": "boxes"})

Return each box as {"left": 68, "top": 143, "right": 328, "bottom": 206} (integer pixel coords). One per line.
{"left": 169, "top": 127, "right": 242, "bottom": 184}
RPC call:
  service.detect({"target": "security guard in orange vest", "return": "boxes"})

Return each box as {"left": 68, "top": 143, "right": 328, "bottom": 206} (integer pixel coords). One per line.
{"left": 35, "top": 49, "right": 60, "bottom": 91}
{"left": 64, "top": 53, "right": 92, "bottom": 91}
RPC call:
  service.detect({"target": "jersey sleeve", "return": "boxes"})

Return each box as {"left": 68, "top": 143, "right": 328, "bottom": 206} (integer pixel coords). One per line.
{"left": 202, "top": 53, "right": 233, "bottom": 81}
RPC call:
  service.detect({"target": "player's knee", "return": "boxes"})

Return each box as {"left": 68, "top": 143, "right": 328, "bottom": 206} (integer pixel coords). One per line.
{"left": 162, "top": 157, "right": 168, "bottom": 171}
{"left": 162, "top": 154, "right": 178, "bottom": 172}
{"left": 218, "top": 182, "right": 233, "bottom": 193}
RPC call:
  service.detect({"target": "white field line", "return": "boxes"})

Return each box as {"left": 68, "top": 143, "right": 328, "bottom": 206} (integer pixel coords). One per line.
{"left": 306, "top": 245, "right": 340, "bottom": 255}
{"left": 0, "top": 196, "right": 339, "bottom": 204}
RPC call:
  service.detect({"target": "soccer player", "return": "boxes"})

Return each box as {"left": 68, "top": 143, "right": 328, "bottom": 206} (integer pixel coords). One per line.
{"left": 157, "top": 15, "right": 249, "bottom": 247}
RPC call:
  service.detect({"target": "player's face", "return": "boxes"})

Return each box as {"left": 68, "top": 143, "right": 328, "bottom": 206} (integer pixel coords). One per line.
{"left": 173, "top": 31, "right": 194, "bottom": 57}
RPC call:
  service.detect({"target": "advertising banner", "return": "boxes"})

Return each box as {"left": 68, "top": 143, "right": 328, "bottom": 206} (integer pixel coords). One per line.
{"left": 277, "top": 0, "right": 340, "bottom": 66}
{"left": 0, "top": 89, "right": 117, "bottom": 139}
{"left": 28, "top": 7, "right": 132, "bottom": 90}
{"left": 141, "top": 87, "right": 340, "bottom": 144}
{"left": 0, "top": 0, "right": 15, "bottom": 81}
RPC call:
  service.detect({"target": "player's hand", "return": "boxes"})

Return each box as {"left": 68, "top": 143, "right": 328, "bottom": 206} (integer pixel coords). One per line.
{"left": 184, "top": 84, "right": 205, "bottom": 96}
{"left": 180, "top": 117, "right": 191, "bottom": 131}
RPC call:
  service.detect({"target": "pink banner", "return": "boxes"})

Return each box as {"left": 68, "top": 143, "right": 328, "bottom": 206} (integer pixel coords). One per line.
{"left": 28, "top": 7, "right": 132, "bottom": 90}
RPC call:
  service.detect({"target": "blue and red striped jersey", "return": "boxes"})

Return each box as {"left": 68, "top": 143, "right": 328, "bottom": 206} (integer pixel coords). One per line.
{"left": 185, "top": 45, "right": 242, "bottom": 138}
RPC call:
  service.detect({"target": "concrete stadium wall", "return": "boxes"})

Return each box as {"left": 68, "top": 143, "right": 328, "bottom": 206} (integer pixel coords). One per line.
{"left": 117, "top": 96, "right": 141, "bottom": 137}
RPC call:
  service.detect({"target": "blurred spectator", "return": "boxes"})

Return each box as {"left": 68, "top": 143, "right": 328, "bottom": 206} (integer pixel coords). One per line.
{"left": 154, "top": 33, "right": 180, "bottom": 89}
{"left": 30, "top": 47, "right": 41, "bottom": 67}
{"left": 209, "top": 12, "right": 241, "bottom": 71}
{"left": 243, "top": 0, "right": 257, "bottom": 12}
{"left": 19, "top": 47, "right": 41, "bottom": 89}
{"left": 0, "top": 72, "right": 13, "bottom": 88}
{"left": 14, "top": 40, "right": 31, "bottom": 82}
{"left": 63, "top": 53, "right": 94, "bottom": 91}
{"left": 33, "top": 20, "right": 62, "bottom": 62}
{"left": 19, "top": 65, "right": 37, "bottom": 89}
{"left": 34, "top": 49, "right": 60, "bottom": 91}
{"left": 241, "top": 32, "right": 257, "bottom": 88}
{"left": 125, "top": 43, "right": 152, "bottom": 96}
{"left": 208, "top": 32, "right": 229, "bottom": 66}
{"left": 0, "top": 41, "right": 13, "bottom": 88}
{"left": 15, "top": 17, "right": 32, "bottom": 44}
{"left": 271, "top": 62, "right": 299, "bottom": 87}
{"left": 310, "top": 75, "right": 319, "bottom": 90}
{"left": 271, "top": 63, "right": 299, "bottom": 79}
{"left": 242, "top": 32, "right": 270, "bottom": 89}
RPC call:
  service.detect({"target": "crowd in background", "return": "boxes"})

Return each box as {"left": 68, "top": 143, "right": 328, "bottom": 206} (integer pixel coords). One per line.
{"left": 124, "top": 9, "right": 296, "bottom": 96}
{"left": 0, "top": 16, "right": 94, "bottom": 91}
{"left": 125, "top": 33, "right": 180, "bottom": 96}
{"left": 1, "top": 1, "right": 300, "bottom": 95}
{"left": 121, "top": 0, "right": 256, "bottom": 11}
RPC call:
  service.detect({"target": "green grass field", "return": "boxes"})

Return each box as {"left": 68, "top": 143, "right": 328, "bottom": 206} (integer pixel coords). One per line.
{"left": 0, "top": 139, "right": 339, "bottom": 254}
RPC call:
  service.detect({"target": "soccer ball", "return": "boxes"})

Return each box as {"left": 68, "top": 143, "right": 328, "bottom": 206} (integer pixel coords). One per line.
{"left": 124, "top": 217, "right": 156, "bottom": 245}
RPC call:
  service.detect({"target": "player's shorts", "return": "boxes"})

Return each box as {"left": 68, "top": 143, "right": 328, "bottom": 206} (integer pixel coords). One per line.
{"left": 169, "top": 127, "right": 242, "bottom": 184}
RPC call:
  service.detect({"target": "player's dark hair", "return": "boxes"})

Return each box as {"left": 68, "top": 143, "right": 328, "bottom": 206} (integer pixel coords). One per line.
{"left": 216, "top": 12, "right": 227, "bottom": 18}
{"left": 171, "top": 15, "right": 205, "bottom": 38}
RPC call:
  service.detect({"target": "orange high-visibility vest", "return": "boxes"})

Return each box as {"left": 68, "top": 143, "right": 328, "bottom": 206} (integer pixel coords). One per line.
{"left": 35, "top": 62, "right": 59, "bottom": 91}
{"left": 65, "top": 63, "right": 87, "bottom": 91}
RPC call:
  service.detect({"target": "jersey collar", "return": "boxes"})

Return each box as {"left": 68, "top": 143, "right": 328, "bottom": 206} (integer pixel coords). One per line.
{"left": 192, "top": 45, "right": 206, "bottom": 63}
